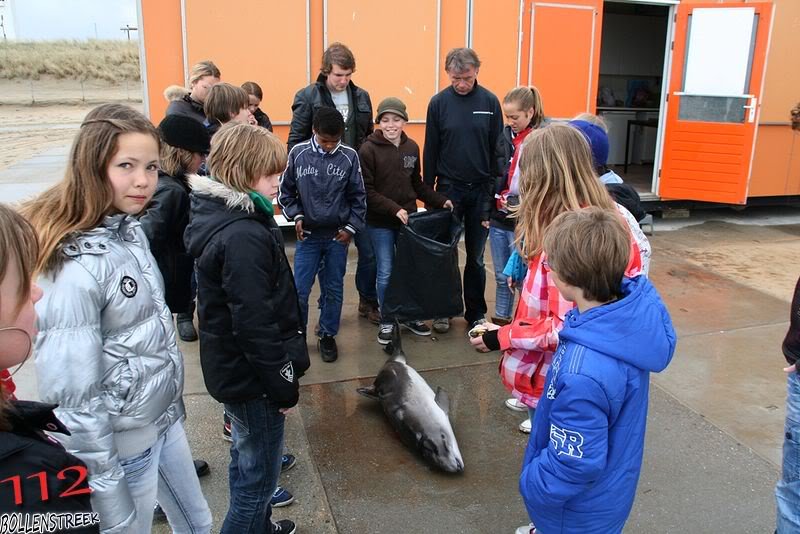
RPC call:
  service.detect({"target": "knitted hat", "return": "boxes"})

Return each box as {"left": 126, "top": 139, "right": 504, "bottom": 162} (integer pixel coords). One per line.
{"left": 158, "top": 115, "right": 211, "bottom": 154}
{"left": 375, "top": 97, "right": 408, "bottom": 122}
{"left": 568, "top": 120, "right": 609, "bottom": 168}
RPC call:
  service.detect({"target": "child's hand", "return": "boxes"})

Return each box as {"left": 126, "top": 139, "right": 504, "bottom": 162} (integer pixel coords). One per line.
{"left": 295, "top": 220, "right": 305, "bottom": 241}
{"left": 334, "top": 230, "right": 352, "bottom": 245}
{"left": 279, "top": 407, "right": 293, "bottom": 415}
{"left": 469, "top": 334, "right": 491, "bottom": 352}
{"left": 481, "top": 220, "right": 490, "bottom": 229}
{"left": 785, "top": 363, "right": 797, "bottom": 373}
{"left": 396, "top": 209, "right": 409, "bottom": 225}
{"left": 443, "top": 200, "right": 454, "bottom": 210}
{"left": 507, "top": 276, "right": 516, "bottom": 289}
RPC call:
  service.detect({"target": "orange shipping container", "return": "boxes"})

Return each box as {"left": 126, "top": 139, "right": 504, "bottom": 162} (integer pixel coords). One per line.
{"left": 138, "top": 0, "right": 799, "bottom": 205}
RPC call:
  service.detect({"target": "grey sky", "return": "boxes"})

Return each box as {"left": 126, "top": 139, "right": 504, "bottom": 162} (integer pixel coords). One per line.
{"left": 9, "top": 0, "right": 137, "bottom": 40}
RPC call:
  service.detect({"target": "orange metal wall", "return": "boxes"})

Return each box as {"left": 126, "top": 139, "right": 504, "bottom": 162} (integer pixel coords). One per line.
{"left": 139, "top": 0, "right": 183, "bottom": 121}
{"left": 749, "top": 0, "right": 800, "bottom": 197}
{"left": 183, "top": 2, "right": 309, "bottom": 127}
{"left": 528, "top": 0, "right": 603, "bottom": 118}
{"left": 679, "top": 0, "right": 799, "bottom": 197}
{"left": 472, "top": 0, "right": 523, "bottom": 100}
{"left": 140, "top": 0, "right": 798, "bottom": 200}
{"left": 325, "top": 0, "right": 439, "bottom": 123}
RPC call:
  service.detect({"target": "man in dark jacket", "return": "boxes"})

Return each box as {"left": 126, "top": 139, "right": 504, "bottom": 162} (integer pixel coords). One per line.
{"left": 287, "top": 43, "right": 373, "bottom": 151}
{"left": 287, "top": 42, "right": 379, "bottom": 324}
{"left": 423, "top": 47, "right": 503, "bottom": 332}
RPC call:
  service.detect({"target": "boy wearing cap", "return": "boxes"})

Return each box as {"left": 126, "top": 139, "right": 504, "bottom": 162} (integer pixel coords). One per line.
{"left": 359, "top": 97, "right": 453, "bottom": 343}
{"left": 140, "top": 114, "right": 210, "bottom": 341}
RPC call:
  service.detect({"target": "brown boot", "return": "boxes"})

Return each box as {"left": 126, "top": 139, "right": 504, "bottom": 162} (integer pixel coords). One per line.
{"left": 358, "top": 298, "right": 381, "bottom": 325}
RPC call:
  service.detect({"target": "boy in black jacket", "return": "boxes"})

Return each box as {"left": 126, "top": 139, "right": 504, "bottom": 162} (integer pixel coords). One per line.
{"left": 279, "top": 107, "right": 366, "bottom": 363}
{"left": 185, "top": 123, "right": 307, "bottom": 534}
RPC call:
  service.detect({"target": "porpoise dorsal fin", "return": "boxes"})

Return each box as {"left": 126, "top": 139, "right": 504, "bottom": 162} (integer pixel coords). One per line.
{"left": 356, "top": 385, "right": 380, "bottom": 401}
{"left": 434, "top": 386, "right": 451, "bottom": 414}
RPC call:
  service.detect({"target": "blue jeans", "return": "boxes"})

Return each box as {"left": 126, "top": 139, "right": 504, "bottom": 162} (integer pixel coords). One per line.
{"left": 221, "top": 398, "right": 285, "bottom": 534}
{"left": 119, "top": 421, "right": 212, "bottom": 534}
{"left": 437, "top": 180, "right": 491, "bottom": 323}
{"left": 295, "top": 235, "right": 349, "bottom": 336}
{"left": 776, "top": 370, "right": 800, "bottom": 532}
{"left": 366, "top": 225, "right": 398, "bottom": 318}
{"left": 489, "top": 226, "right": 516, "bottom": 319}
{"left": 317, "top": 230, "right": 378, "bottom": 309}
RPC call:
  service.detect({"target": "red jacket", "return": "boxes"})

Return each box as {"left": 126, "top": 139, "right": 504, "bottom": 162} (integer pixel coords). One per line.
{"left": 497, "top": 204, "right": 648, "bottom": 407}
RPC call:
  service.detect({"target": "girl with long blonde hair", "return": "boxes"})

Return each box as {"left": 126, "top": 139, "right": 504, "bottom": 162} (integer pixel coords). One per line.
{"left": 471, "top": 124, "right": 648, "bottom": 443}
{"left": 20, "top": 104, "right": 211, "bottom": 533}
{"left": 489, "top": 86, "right": 546, "bottom": 326}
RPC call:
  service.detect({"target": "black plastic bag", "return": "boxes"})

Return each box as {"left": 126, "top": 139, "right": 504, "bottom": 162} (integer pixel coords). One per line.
{"left": 382, "top": 209, "right": 464, "bottom": 321}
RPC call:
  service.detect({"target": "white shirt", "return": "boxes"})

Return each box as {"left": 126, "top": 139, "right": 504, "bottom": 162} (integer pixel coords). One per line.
{"left": 331, "top": 89, "right": 350, "bottom": 123}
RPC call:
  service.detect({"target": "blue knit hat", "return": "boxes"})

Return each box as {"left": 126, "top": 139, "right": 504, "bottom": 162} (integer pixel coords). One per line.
{"left": 568, "top": 120, "right": 609, "bottom": 168}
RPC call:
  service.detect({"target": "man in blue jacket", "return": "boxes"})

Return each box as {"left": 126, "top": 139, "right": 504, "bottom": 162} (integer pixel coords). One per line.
{"left": 279, "top": 107, "right": 366, "bottom": 363}
{"left": 518, "top": 207, "right": 676, "bottom": 534}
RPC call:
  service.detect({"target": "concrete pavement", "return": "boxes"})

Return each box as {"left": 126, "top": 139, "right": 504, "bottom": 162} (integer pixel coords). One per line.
{"left": 4, "top": 146, "right": 799, "bottom": 533}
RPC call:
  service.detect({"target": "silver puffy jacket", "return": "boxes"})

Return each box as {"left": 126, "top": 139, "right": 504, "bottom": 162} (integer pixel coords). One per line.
{"left": 34, "top": 214, "right": 185, "bottom": 533}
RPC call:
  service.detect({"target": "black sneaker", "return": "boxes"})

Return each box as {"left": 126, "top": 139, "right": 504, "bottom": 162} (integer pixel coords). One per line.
{"left": 281, "top": 454, "right": 296, "bottom": 473}
{"left": 271, "top": 519, "right": 296, "bottom": 534}
{"left": 193, "top": 459, "right": 210, "bottom": 478}
{"left": 377, "top": 323, "right": 394, "bottom": 345}
{"left": 402, "top": 320, "right": 431, "bottom": 336}
{"left": 176, "top": 314, "right": 198, "bottom": 342}
{"left": 318, "top": 335, "right": 338, "bottom": 362}
{"left": 270, "top": 486, "right": 294, "bottom": 507}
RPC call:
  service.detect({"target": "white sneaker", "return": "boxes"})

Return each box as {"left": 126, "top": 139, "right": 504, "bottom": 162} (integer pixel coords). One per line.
{"left": 505, "top": 398, "right": 527, "bottom": 412}
{"left": 519, "top": 418, "right": 532, "bottom": 433}
{"left": 515, "top": 524, "right": 535, "bottom": 534}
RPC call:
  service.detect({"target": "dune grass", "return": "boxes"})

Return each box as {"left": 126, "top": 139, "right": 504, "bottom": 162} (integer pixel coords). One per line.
{"left": 0, "top": 40, "right": 140, "bottom": 82}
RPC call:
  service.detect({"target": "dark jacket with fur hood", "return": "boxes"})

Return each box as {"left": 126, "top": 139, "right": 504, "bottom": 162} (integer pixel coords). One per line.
{"left": 184, "top": 175, "right": 309, "bottom": 408}
{"left": 359, "top": 130, "right": 448, "bottom": 229}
